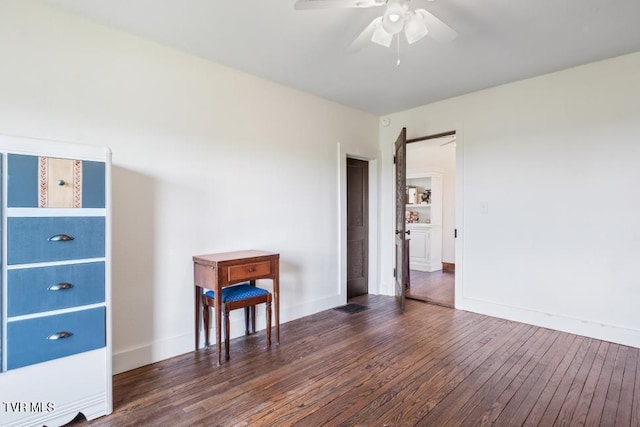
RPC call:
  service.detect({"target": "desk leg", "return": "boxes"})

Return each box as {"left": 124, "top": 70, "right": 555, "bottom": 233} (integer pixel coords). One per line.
{"left": 215, "top": 293, "right": 222, "bottom": 366}
{"left": 195, "top": 285, "right": 202, "bottom": 350}
{"left": 274, "top": 261, "right": 280, "bottom": 346}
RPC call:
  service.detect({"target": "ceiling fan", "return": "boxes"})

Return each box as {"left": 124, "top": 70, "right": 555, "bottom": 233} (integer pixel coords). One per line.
{"left": 294, "top": 0, "right": 458, "bottom": 52}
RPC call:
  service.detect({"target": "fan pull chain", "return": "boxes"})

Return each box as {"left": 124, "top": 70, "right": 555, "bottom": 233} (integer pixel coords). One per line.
{"left": 396, "top": 35, "right": 401, "bottom": 66}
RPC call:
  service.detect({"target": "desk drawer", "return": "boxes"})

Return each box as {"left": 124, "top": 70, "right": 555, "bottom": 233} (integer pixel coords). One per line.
{"left": 228, "top": 261, "right": 271, "bottom": 282}
{"left": 7, "top": 216, "right": 105, "bottom": 265}
{"left": 8, "top": 262, "right": 105, "bottom": 316}
{"left": 7, "top": 307, "right": 106, "bottom": 370}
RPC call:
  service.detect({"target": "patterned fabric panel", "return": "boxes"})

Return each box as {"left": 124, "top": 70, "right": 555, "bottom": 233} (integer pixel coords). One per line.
{"left": 204, "top": 284, "right": 269, "bottom": 303}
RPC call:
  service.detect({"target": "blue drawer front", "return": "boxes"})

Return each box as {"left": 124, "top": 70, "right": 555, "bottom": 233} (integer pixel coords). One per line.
{"left": 8, "top": 262, "right": 105, "bottom": 316}
{"left": 82, "top": 160, "right": 106, "bottom": 208}
{"left": 7, "top": 154, "right": 38, "bottom": 208}
{"left": 8, "top": 217, "right": 105, "bottom": 265}
{"left": 7, "top": 307, "right": 106, "bottom": 370}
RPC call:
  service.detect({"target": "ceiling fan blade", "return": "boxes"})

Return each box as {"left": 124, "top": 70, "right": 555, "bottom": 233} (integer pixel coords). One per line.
{"left": 415, "top": 9, "right": 458, "bottom": 43}
{"left": 348, "top": 16, "right": 384, "bottom": 52}
{"left": 295, "top": 0, "right": 385, "bottom": 10}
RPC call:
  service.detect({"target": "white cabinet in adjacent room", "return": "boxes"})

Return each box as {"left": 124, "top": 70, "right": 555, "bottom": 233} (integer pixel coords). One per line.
{"left": 407, "top": 223, "right": 442, "bottom": 272}
{"left": 406, "top": 171, "right": 442, "bottom": 272}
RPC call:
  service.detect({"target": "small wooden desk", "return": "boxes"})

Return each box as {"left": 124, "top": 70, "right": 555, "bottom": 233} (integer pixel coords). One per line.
{"left": 193, "top": 250, "right": 280, "bottom": 365}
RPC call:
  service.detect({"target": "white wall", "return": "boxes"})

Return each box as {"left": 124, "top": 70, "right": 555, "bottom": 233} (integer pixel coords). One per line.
{"left": 406, "top": 140, "right": 456, "bottom": 263}
{"left": 0, "top": 0, "right": 379, "bottom": 373}
{"left": 381, "top": 51, "right": 640, "bottom": 348}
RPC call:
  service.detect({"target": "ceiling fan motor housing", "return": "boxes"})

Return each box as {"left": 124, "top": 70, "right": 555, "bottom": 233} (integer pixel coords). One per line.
{"left": 382, "top": 0, "right": 409, "bottom": 34}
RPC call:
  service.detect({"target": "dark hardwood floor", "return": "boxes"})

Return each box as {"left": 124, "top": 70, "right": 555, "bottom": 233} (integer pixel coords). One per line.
{"left": 73, "top": 295, "right": 639, "bottom": 426}
{"left": 407, "top": 269, "right": 455, "bottom": 307}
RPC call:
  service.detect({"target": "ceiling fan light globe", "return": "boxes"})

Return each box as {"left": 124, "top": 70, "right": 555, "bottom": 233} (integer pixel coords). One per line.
{"left": 372, "top": 24, "right": 393, "bottom": 47}
{"left": 404, "top": 13, "right": 428, "bottom": 44}
{"left": 388, "top": 13, "right": 401, "bottom": 22}
{"left": 382, "top": 14, "right": 404, "bottom": 34}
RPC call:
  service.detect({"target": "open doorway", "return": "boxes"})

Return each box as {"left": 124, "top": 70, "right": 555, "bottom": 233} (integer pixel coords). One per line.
{"left": 405, "top": 133, "right": 456, "bottom": 307}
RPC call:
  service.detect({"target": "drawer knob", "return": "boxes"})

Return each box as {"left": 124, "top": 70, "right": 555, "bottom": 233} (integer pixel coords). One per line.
{"left": 48, "top": 234, "right": 75, "bottom": 242}
{"left": 57, "top": 179, "right": 66, "bottom": 186}
{"left": 47, "top": 331, "right": 73, "bottom": 340}
{"left": 48, "top": 282, "right": 74, "bottom": 291}
{"left": 248, "top": 267, "right": 256, "bottom": 272}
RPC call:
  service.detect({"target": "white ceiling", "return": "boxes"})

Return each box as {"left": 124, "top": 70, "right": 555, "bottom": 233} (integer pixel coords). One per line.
{"left": 40, "top": 0, "right": 640, "bottom": 115}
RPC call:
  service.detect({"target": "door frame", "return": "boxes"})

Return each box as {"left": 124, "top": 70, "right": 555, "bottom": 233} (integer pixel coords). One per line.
{"left": 396, "top": 128, "right": 464, "bottom": 308}
{"left": 346, "top": 157, "right": 369, "bottom": 298}
{"left": 338, "top": 144, "right": 379, "bottom": 303}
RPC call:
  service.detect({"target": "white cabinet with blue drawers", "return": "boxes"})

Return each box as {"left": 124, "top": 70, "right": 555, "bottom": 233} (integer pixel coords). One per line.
{"left": 0, "top": 134, "right": 112, "bottom": 427}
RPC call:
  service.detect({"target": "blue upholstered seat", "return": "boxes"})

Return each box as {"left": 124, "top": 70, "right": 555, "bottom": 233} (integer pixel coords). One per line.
{"left": 202, "top": 281, "right": 273, "bottom": 361}
{"left": 205, "top": 283, "right": 269, "bottom": 303}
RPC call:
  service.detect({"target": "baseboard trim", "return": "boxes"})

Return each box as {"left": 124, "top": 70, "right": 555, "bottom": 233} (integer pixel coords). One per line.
{"left": 112, "top": 294, "right": 343, "bottom": 374}
{"left": 442, "top": 262, "right": 455, "bottom": 273}
{"left": 457, "top": 296, "right": 640, "bottom": 349}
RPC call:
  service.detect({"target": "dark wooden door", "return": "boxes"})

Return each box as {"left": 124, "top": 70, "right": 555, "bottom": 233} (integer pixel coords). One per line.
{"left": 347, "top": 158, "right": 368, "bottom": 298}
{"left": 394, "top": 128, "right": 408, "bottom": 312}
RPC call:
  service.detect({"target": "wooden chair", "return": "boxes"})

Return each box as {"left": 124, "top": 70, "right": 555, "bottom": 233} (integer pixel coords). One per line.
{"left": 202, "top": 282, "right": 272, "bottom": 360}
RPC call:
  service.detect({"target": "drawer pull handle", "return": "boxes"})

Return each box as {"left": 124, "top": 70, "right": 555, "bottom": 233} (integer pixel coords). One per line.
{"left": 247, "top": 267, "right": 256, "bottom": 272}
{"left": 48, "top": 234, "right": 75, "bottom": 242}
{"left": 57, "top": 179, "right": 66, "bottom": 186}
{"left": 48, "top": 282, "right": 74, "bottom": 291}
{"left": 47, "top": 331, "right": 73, "bottom": 340}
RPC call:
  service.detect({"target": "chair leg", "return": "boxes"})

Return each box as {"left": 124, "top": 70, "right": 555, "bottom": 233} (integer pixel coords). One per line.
{"left": 224, "top": 305, "right": 231, "bottom": 361}
{"left": 244, "top": 307, "right": 250, "bottom": 335}
{"left": 203, "top": 301, "right": 210, "bottom": 347}
{"left": 251, "top": 305, "right": 256, "bottom": 334}
{"left": 266, "top": 300, "right": 272, "bottom": 347}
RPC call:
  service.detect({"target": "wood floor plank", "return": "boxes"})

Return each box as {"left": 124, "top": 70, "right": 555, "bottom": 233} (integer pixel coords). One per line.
{"left": 199, "top": 312, "right": 421, "bottom": 422}
{"left": 553, "top": 338, "right": 603, "bottom": 426}
{"left": 449, "top": 327, "right": 549, "bottom": 426}
{"left": 407, "top": 269, "right": 454, "bottom": 307}
{"left": 217, "top": 304, "right": 476, "bottom": 425}
{"left": 616, "top": 347, "right": 638, "bottom": 427}
{"left": 569, "top": 341, "right": 610, "bottom": 426}
{"left": 536, "top": 338, "right": 596, "bottom": 426}
{"left": 584, "top": 343, "right": 620, "bottom": 425}
{"left": 71, "top": 295, "right": 639, "bottom": 427}
{"left": 492, "top": 331, "right": 577, "bottom": 426}
{"left": 234, "top": 305, "right": 464, "bottom": 425}
{"left": 295, "top": 311, "right": 499, "bottom": 426}
{"left": 633, "top": 348, "right": 640, "bottom": 427}
{"left": 377, "top": 318, "right": 527, "bottom": 426}
{"left": 523, "top": 335, "right": 587, "bottom": 426}
{"left": 471, "top": 329, "right": 561, "bottom": 427}
{"left": 331, "top": 313, "right": 496, "bottom": 425}
{"left": 418, "top": 323, "right": 536, "bottom": 426}
{"left": 601, "top": 346, "right": 630, "bottom": 426}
